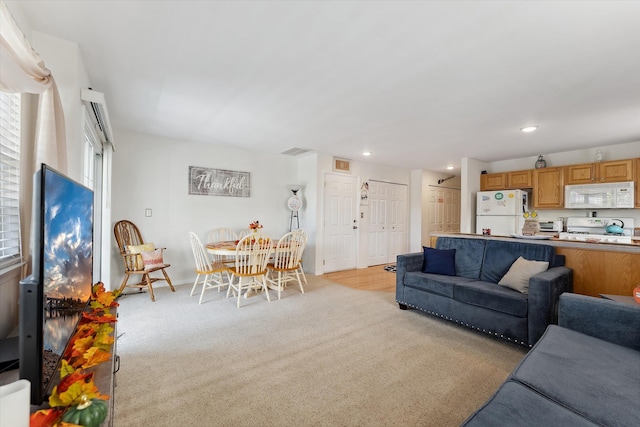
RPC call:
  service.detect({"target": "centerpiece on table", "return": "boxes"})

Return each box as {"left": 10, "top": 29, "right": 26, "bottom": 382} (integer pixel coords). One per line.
{"left": 249, "top": 220, "right": 263, "bottom": 233}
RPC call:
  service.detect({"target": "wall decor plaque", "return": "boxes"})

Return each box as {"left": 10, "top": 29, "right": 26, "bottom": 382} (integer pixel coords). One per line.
{"left": 189, "top": 166, "right": 251, "bottom": 197}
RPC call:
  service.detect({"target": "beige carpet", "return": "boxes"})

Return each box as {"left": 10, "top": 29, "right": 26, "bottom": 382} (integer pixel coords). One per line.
{"left": 113, "top": 276, "right": 526, "bottom": 426}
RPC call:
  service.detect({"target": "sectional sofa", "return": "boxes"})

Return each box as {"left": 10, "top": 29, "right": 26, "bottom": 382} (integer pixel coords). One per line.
{"left": 395, "top": 236, "right": 573, "bottom": 346}
{"left": 463, "top": 293, "right": 640, "bottom": 426}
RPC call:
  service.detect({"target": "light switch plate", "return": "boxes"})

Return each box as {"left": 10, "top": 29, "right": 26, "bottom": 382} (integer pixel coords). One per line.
{"left": 145, "top": 208, "right": 152, "bottom": 217}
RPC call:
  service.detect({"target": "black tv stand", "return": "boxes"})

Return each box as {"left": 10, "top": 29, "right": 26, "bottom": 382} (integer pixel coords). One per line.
{"left": 0, "top": 336, "right": 19, "bottom": 371}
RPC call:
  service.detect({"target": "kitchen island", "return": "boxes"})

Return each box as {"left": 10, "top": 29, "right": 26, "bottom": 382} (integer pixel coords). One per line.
{"left": 429, "top": 233, "right": 640, "bottom": 298}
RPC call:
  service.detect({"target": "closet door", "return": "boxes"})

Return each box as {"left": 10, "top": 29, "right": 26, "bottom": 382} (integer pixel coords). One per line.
{"left": 368, "top": 181, "right": 408, "bottom": 265}
{"left": 368, "top": 181, "right": 388, "bottom": 265}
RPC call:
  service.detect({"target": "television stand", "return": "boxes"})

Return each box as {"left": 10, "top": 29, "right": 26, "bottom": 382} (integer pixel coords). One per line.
{"left": 0, "top": 336, "right": 19, "bottom": 370}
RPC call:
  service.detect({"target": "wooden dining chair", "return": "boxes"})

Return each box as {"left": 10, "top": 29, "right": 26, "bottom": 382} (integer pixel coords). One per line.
{"left": 266, "top": 230, "right": 306, "bottom": 299}
{"left": 113, "top": 220, "right": 175, "bottom": 301}
{"left": 226, "top": 233, "right": 273, "bottom": 308}
{"left": 188, "top": 232, "right": 230, "bottom": 304}
{"left": 206, "top": 227, "right": 238, "bottom": 243}
{"left": 294, "top": 228, "right": 308, "bottom": 285}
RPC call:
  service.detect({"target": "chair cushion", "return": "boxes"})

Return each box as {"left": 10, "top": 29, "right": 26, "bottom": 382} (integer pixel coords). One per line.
{"left": 126, "top": 243, "right": 155, "bottom": 270}
{"left": 511, "top": 325, "right": 640, "bottom": 427}
{"left": 462, "top": 380, "right": 599, "bottom": 426}
{"left": 498, "top": 256, "right": 549, "bottom": 294}
{"left": 422, "top": 247, "right": 456, "bottom": 276}
{"left": 140, "top": 248, "right": 164, "bottom": 270}
{"left": 404, "top": 272, "right": 474, "bottom": 298}
{"left": 454, "top": 281, "right": 528, "bottom": 317}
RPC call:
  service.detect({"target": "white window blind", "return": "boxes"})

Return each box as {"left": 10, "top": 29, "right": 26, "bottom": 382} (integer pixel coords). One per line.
{"left": 0, "top": 91, "right": 22, "bottom": 269}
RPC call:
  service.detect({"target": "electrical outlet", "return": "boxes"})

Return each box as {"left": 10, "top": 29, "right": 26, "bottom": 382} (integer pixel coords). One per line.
{"left": 145, "top": 208, "right": 152, "bottom": 217}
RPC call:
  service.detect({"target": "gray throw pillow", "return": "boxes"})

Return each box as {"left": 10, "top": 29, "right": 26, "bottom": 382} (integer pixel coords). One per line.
{"left": 498, "top": 256, "right": 549, "bottom": 294}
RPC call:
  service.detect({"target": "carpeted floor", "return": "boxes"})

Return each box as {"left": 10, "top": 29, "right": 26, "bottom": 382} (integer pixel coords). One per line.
{"left": 113, "top": 275, "right": 526, "bottom": 426}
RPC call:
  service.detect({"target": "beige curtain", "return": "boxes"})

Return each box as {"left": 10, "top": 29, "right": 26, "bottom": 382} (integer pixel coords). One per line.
{"left": 0, "top": 0, "right": 67, "bottom": 172}
{"left": 1, "top": 0, "right": 69, "bottom": 272}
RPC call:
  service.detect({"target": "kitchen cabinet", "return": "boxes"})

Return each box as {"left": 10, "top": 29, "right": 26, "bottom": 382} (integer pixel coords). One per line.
{"left": 507, "top": 169, "right": 533, "bottom": 188}
{"left": 480, "top": 173, "right": 506, "bottom": 191}
{"left": 565, "top": 159, "right": 634, "bottom": 184}
{"left": 533, "top": 167, "right": 564, "bottom": 208}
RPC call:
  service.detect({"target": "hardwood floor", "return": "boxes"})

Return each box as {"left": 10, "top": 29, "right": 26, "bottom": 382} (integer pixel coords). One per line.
{"left": 323, "top": 264, "right": 396, "bottom": 292}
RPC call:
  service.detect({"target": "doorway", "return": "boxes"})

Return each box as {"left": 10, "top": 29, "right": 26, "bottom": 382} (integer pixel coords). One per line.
{"left": 322, "top": 173, "right": 358, "bottom": 273}
{"left": 367, "top": 180, "right": 408, "bottom": 265}
{"left": 424, "top": 186, "right": 461, "bottom": 246}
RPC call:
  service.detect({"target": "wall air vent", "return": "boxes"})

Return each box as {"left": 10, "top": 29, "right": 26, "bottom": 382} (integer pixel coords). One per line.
{"left": 81, "top": 88, "right": 114, "bottom": 147}
{"left": 281, "top": 147, "right": 311, "bottom": 156}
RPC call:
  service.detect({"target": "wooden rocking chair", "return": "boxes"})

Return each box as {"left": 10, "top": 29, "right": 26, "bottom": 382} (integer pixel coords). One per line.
{"left": 114, "top": 220, "right": 175, "bottom": 301}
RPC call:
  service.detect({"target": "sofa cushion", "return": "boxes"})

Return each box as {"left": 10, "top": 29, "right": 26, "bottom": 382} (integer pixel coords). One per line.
{"left": 454, "top": 281, "right": 528, "bottom": 317}
{"left": 498, "top": 256, "right": 549, "bottom": 294}
{"left": 422, "top": 247, "right": 456, "bottom": 276}
{"left": 462, "top": 380, "right": 599, "bottom": 426}
{"left": 404, "top": 272, "right": 474, "bottom": 298}
{"left": 435, "top": 237, "right": 486, "bottom": 280}
{"left": 511, "top": 325, "right": 640, "bottom": 427}
{"left": 481, "top": 240, "right": 554, "bottom": 284}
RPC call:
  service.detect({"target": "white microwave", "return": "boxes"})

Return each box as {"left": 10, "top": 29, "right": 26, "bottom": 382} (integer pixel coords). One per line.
{"left": 565, "top": 181, "right": 635, "bottom": 209}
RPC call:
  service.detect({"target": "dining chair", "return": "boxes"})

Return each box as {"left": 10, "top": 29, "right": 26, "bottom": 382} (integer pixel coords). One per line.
{"left": 206, "top": 227, "right": 238, "bottom": 243}
{"left": 237, "top": 228, "right": 252, "bottom": 240}
{"left": 206, "top": 227, "right": 239, "bottom": 266}
{"left": 113, "top": 219, "right": 175, "bottom": 301}
{"left": 266, "top": 230, "right": 306, "bottom": 299}
{"left": 294, "top": 228, "right": 308, "bottom": 285}
{"left": 188, "top": 232, "right": 230, "bottom": 304}
{"left": 226, "top": 233, "right": 273, "bottom": 308}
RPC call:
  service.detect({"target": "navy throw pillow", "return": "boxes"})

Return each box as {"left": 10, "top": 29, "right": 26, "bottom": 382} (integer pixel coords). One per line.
{"left": 422, "top": 247, "right": 456, "bottom": 276}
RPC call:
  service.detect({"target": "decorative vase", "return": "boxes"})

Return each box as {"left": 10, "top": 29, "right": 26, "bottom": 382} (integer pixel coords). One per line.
{"left": 535, "top": 155, "right": 547, "bottom": 169}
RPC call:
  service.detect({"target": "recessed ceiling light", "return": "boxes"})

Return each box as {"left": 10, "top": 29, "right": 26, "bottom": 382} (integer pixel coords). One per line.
{"left": 521, "top": 126, "right": 538, "bottom": 133}
{"left": 446, "top": 166, "right": 454, "bottom": 170}
{"left": 363, "top": 151, "right": 372, "bottom": 156}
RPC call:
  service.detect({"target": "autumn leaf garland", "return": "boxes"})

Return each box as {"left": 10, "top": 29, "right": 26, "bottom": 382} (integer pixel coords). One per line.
{"left": 30, "top": 282, "right": 120, "bottom": 427}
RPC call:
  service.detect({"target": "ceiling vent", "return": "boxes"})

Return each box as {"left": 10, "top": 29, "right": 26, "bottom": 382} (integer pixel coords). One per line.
{"left": 281, "top": 147, "right": 312, "bottom": 156}
{"left": 81, "top": 88, "right": 114, "bottom": 146}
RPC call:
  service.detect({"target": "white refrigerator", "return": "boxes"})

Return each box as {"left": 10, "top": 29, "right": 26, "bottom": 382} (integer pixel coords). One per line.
{"left": 476, "top": 190, "right": 528, "bottom": 236}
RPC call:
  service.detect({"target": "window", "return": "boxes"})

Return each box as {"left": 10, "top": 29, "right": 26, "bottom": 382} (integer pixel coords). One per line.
{"left": 0, "top": 91, "right": 22, "bottom": 270}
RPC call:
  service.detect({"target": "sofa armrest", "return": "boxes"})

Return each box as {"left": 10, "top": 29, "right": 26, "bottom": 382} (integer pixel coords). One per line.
{"left": 558, "top": 293, "right": 640, "bottom": 351}
{"left": 527, "top": 266, "right": 573, "bottom": 345}
{"left": 395, "top": 252, "right": 423, "bottom": 302}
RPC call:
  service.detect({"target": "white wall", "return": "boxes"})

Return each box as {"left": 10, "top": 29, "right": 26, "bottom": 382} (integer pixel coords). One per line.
{"left": 110, "top": 130, "right": 300, "bottom": 289}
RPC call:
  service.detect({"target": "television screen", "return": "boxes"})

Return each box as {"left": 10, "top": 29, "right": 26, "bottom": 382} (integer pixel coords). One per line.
{"left": 20, "top": 164, "right": 94, "bottom": 404}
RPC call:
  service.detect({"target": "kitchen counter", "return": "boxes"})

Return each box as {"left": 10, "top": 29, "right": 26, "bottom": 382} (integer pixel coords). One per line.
{"left": 430, "top": 232, "right": 640, "bottom": 253}
{"left": 429, "top": 233, "right": 640, "bottom": 297}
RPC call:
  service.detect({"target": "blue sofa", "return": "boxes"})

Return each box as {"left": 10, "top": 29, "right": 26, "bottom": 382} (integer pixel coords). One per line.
{"left": 463, "top": 293, "right": 640, "bottom": 426}
{"left": 395, "top": 237, "right": 573, "bottom": 346}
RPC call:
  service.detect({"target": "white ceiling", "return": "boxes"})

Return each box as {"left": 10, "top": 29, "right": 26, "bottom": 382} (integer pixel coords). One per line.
{"left": 8, "top": 1, "right": 640, "bottom": 172}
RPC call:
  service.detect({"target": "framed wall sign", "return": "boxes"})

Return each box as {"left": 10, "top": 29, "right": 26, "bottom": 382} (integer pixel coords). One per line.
{"left": 188, "top": 166, "right": 251, "bottom": 197}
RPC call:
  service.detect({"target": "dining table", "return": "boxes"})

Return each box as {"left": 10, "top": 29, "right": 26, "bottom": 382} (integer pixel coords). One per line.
{"left": 205, "top": 239, "right": 275, "bottom": 298}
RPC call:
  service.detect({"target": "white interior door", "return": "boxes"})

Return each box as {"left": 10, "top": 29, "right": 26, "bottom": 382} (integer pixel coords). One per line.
{"left": 424, "top": 186, "right": 461, "bottom": 246}
{"left": 368, "top": 181, "right": 388, "bottom": 265}
{"left": 387, "top": 183, "right": 408, "bottom": 262}
{"left": 368, "top": 181, "right": 408, "bottom": 265}
{"left": 323, "top": 174, "right": 357, "bottom": 273}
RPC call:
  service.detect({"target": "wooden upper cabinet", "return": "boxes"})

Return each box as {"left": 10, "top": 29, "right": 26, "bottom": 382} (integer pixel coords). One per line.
{"left": 565, "top": 163, "right": 596, "bottom": 184}
{"left": 480, "top": 173, "right": 506, "bottom": 191}
{"left": 533, "top": 167, "right": 564, "bottom": 209}
{"left": 565, "top": 159, "right": 633, "bottom": 184}
{"left": 597, "top": 159, "right": 633, "bottom": 182}
{"left": 507, "top": 170, "right": 533, "bottom": 189}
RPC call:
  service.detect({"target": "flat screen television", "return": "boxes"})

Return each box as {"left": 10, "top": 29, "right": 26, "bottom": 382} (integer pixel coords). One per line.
{"left": 19, "top": 164, "right": 94, "bottom": 405}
